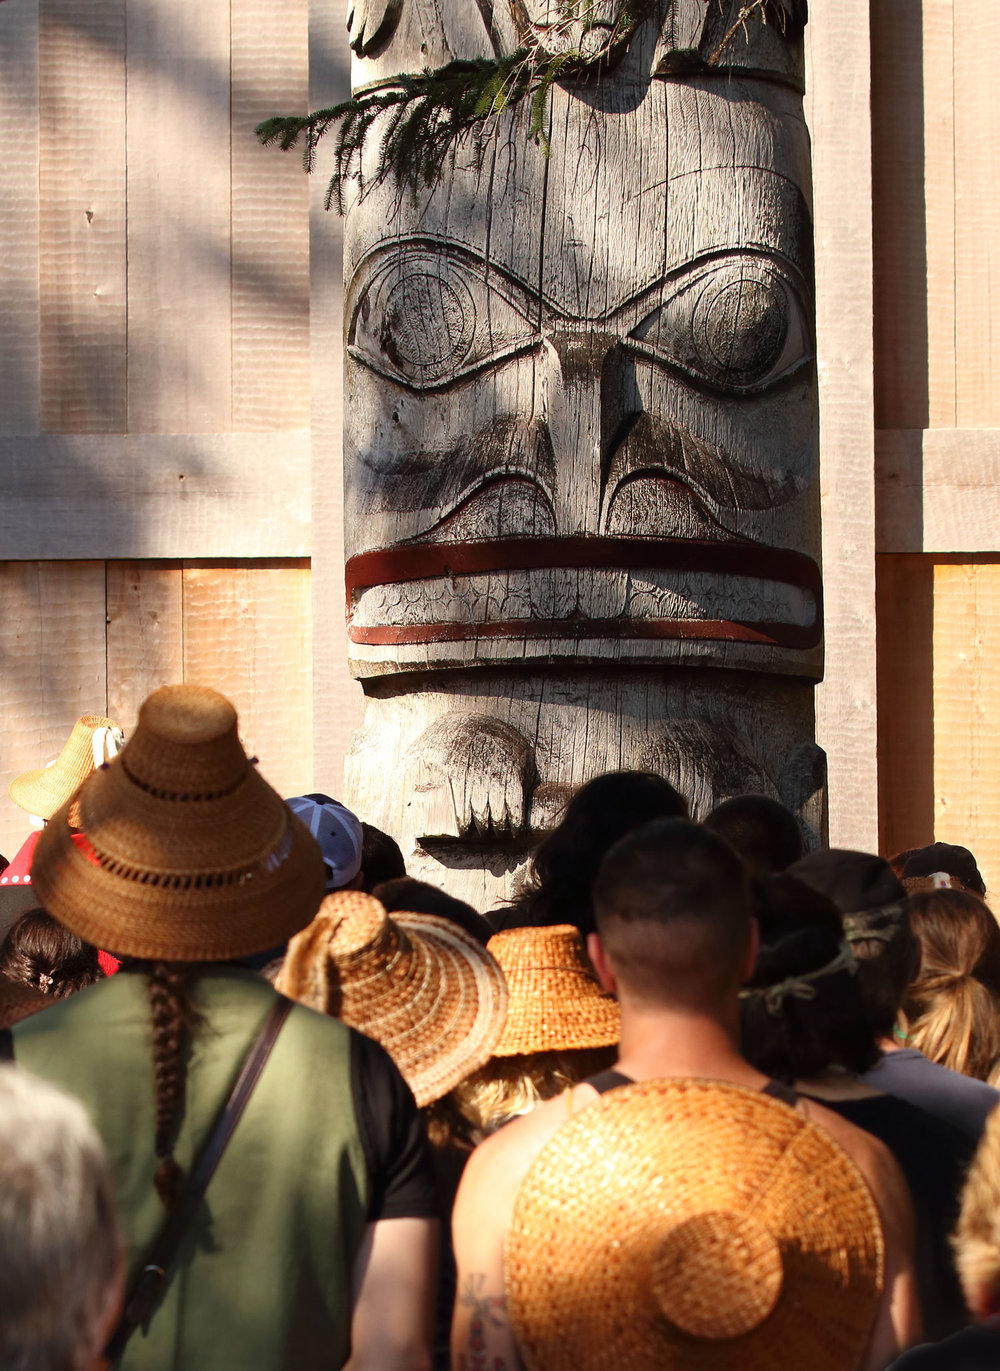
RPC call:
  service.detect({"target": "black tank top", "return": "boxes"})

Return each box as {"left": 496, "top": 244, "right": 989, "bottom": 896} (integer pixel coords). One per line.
{"left": 585, "top": 1068, "right": 799, "bottom": 1107}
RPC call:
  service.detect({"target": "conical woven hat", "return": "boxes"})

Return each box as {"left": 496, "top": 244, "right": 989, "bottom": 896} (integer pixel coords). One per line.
{"left": 278, "top": 891, "right": 508, "bottom": 1106}
{"left": 488, "top": 925, "right": 619, "bottom": 1055}
{"left": 30, "top": 685, "right": 326, "bottom": 961}
{"left": 506, "top": 1079, "right": 885, "bottom": 1371}
{"left": 9, "top": 715, "right": 124, "bottom": 824}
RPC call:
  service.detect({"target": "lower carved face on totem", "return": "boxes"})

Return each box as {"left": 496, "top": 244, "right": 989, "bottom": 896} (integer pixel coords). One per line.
{"left": 343, "top": 65, "right": 819, "bottom": 682}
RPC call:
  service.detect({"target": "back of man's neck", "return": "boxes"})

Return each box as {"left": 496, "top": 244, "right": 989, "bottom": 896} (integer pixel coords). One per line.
{"left": 613, "top": 1005, "right": 769, "bottom": 1092}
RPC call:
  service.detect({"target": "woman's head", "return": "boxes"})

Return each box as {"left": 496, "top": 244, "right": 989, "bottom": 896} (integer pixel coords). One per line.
{"left": 903, "top": 888, "right": 1000, "bottom": 1082}
{"left": 0, "top": 908, "right": 102, "bottom": 998}
{"left": 523, "top": 771, "right": 687, "bottom": 935}
{"left": 740, "top": 874, "right": 879, "bottom": 1081}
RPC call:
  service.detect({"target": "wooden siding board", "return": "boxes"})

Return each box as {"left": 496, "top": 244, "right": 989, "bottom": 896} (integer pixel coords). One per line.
{"left": 39, "top": 0, "right": 127, "bottom": 432}
{"left": 877, "top": 429, "right": 1000, "bottom": 554}
{"left": 0, "top": 562, "right": 107, "bottom": 863}
{"left": 0, "top": 433, "right": 310, "bottom": 559}
{"left": 126, "top": 0, "right": 232, "bottom": 433}
{"left": 231, "top": 0, "right": 310, "bottom": 431}
{"left": 182, "top": 562, "right": 313, "bottom": 798}
{"left": 0, "top": 0, "right": 40, "bottom": 435}
{"left": 105, "top": 561, "right": 184, "bottom": 731}
{"left": 806, "top": 0, "right": 879, "bottom": 847}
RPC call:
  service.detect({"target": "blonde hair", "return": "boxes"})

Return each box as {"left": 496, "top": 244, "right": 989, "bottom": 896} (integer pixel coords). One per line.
{"left": 460, "top": 1047, "right": 616, "bottom": 1135}
{"left": 954, "top": 1102, "right": 1000, "bottom": 1314}
{"left": 902, "top": 889, "right": 1000, "bottom": 1084}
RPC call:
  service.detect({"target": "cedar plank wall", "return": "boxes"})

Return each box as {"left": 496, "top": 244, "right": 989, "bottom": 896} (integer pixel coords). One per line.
{"left": 0, "top": 0, "right": 358, "bottom": 865}
{"left": 874, "top": 1, "right": 1000, "bottom": 896}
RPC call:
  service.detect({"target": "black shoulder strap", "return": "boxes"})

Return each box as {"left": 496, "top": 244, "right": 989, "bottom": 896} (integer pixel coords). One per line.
{"left": 762, "top": 1077, "right": 799, "bottom": 1106}
{"left": 105, "top": 994, "right": 292, "bottom": 1363}
{"left": 585, "top": 1068, "right": 634, "bottom": 1095}
{"left": 0, "top": 1027, "right": 13, "bottom": 1062}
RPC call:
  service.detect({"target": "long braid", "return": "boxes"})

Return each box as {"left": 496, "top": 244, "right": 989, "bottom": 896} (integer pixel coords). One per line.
{"left": 146, "top": 962, "right": 199, "bottom": 1208}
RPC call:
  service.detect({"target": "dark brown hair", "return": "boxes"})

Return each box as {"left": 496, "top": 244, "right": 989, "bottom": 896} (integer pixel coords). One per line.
{"left": 133, "top": 961, "right": 201, "bottom": 1208}
{"left": 0, "top": 908, "right": 103, "bottom": 999}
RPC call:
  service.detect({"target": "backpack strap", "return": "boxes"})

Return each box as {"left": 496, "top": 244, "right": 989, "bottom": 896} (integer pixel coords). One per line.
{"left": 106, "top": 994, "right": 292, "bottom": 1363}
{"left": 0, "top": 1028, "right": 13, "bottom": 1062}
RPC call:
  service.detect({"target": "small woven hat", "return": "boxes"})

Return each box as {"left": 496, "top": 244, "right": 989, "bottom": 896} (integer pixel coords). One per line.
{"left": 506, "top": 1079, "right": 885, "bottom": 1371}
{"left": 30, "top": 685, "right": 326, "bottom": 961}
{"left": 277, "top": 891, "right": 508, "bottom": 1106}
{"left": 487, "top": 925, "right": 619, "bottom": 1056}
{"left": 9, "top": 715, "right": 124, "bottom": 824}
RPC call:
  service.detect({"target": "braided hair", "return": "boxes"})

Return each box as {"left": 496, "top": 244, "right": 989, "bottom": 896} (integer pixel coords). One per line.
{"left": 143, "top": 962, "right": 201, "bottom": 1208}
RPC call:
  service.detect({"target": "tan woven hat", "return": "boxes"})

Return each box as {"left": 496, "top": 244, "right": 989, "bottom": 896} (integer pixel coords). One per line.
{"left": 487, "top": 925, "right": 619, "bottom": 1056}
{"left": 30, "top": 685, "right": 326, "bottom": 961}
{"left": 277, "top": 890, "right": 508, "bottom": 1106}
{"left": 9, "top": 715, "right": 124, "bottom": 824}
{"left": 506, "top": 1079, "right": 885, "bottom": 1371}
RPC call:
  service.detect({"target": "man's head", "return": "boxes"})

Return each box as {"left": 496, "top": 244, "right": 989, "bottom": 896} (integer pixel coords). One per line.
{"left": 591, "top": 819, "right": 751, "bottom": 1007}
{"left": 0, "top": 1067, "right": 123, "bottom": 1371}
{"left": 703, "top": 794, "right": 805, "bottom": 876}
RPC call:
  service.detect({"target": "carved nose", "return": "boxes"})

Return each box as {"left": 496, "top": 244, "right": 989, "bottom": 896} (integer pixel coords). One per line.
{"left": 541, "top": 332, "right": 607, "bottom": 536}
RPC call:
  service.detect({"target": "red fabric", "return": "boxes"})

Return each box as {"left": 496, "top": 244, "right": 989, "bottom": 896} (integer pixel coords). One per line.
{"left": 2, "top": 830, "right": 120, "bottom": 974}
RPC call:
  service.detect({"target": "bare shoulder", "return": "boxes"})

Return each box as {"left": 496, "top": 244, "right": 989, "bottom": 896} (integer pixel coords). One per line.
{"left": 460, "top": 1086, "right": 598, "bottom": 1204}
{"left": 800, "top": 1098, "right": 913, "bottom": 1227}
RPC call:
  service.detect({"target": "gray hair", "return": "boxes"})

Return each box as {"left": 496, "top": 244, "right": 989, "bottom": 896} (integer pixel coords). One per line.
{"left": 0, "top": 1066, "right": 121, "bottom": 1371}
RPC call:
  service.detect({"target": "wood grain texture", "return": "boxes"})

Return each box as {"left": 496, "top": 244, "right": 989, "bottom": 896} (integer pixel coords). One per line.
{"left": 922, "top": 1, "right": 956, "bottom": 429}
{"left": 954, "top": 7, "right": 1000, "bottom": 427}
{"left": 877, "top": 429, "right": 1000, "bottom": 554}
{"left": 231, "top": 0, "right": 310, "bottom": 431}
{"left": 0, "top": 0, "right": 41, "bottom": 434}
{"left": 806, "top": 0, "right": 878, "bottom": 849}
{"left": 876, "top": 554, "right": 935, "bottom": 862}
{"left": 310, "top": 0, "right": 363, "bottom": 795}
{"left": 126, "top": 0, "right": 232, "bottom": 433}
{"left": 0, "top": 562, "right": 107, "bottom": 862}
{"left": 933, "top": 561, "right": 1000, "bottom": 897}
{"left": 0, "top": 433, "right": 310, "bottom": 558}
{"left": 105, "top": 561, "right": 183, "bottom": 731}
{"left": 181, "top": 562, "right": 313, "bottom": 799}
{"left": 39, "top": 0, "right": 126, "bottom": 432}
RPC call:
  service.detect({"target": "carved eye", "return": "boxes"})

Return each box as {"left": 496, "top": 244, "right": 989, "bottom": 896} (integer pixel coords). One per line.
{"left": 349, "top": 251, "right": 539, "bottom": 390}
{"left": 628, "top": 258, "right": 811, "bottom": 394}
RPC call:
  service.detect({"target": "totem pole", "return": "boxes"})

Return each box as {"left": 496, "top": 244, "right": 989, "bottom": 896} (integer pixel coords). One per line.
{"left": 341, "top": 0, "right": 822, "bottom": 908}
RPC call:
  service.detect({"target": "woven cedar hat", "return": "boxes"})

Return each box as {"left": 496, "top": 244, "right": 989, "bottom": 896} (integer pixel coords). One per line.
{"left": 277, "top": 891, "right": 508, "bottom": 1106}
{"left": 487, "top": 925, "right": 619, "bottom": 1056}
{"left": 9, "top": 715, "right": 124, "bottom": 825}
{"left": 30, "top": 685, "right": 326, "bottom": 961}
{"left": 506, "top": 1079, "right": 884, "bottom": 1371}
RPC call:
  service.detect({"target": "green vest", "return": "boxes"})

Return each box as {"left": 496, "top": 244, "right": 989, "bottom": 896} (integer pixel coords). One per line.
{"left": 15, "top": 967, "right": 369, "bottom": 1371}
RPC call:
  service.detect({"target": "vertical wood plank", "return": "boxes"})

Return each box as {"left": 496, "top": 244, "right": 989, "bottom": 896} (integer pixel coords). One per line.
{"left": 39, "top": 0, "right": 126, "bottom": 432}
{"left": 105, "top": 561, "right": 184, "bottom": 732}
{"left": 310, "top": 0, "right": 363, "bottom": 794}
{"left": 182, "top": 562, "right": 313, "bottom": 798}
{"left": 0, "top": 0, "right": 40, "bottom": 434}
{"left": 0, "top": 562, "right": 107, "bottom": 862}
{"left": 126, "top": 0, "right": 232, "bottom": 433}
{"left": 933, "top": 561, "right": 1000, "bottom": 897}
{"left": 922, "top": 0, "right": 957, "bottom": 428}
{"left": 806, "top": 0, "right": 879, "bottom": 848}
{"left": 231, "top": 0, "right": 310, "bottom": 430}
{"left": 953, "top": 4, "right": 1000, "bottom": 426}
{"left": 870, "top": 0, "right": 930, "bottom": 430}
{"left": 876, "top": 553, "right": 935, "bottom": 859}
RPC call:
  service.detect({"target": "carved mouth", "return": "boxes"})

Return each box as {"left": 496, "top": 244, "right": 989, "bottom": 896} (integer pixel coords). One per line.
{"left": 345, "top": 537, "right": 822, "bottom": 650}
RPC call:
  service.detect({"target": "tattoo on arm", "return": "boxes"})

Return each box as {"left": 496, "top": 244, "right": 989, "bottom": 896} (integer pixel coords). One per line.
{"left": 457, "top": 1272, "right": 511, "bottom": 1371}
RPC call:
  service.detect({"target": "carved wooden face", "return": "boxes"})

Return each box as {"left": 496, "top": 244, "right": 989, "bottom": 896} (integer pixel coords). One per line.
{"left": 509, "top": 0, "right": 655, "bottom": 65}
{"left": 343, "top": 70, "right": 819, "bottom": 680}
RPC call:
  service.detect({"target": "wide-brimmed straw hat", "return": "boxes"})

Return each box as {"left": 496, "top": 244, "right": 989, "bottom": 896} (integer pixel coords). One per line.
{"left": 9, "top": 715, "right": 124, "bottom": 824}
{"left": 487, "top": 925, "right": 619, "bottom": 1056}
{"left": 30, "top": 685, "right": 326, "bottom": 962}
{"left": 506, "top": 1079, "right": 884, "bottom": 1371}
{"left": 277, "top": 891, "right": 508, "bottom": 1106}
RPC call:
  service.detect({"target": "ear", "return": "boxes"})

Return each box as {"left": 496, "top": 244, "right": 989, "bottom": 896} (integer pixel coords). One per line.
{"left": 587, "top": 933, "right": 618, "bottom": 995}
{"left": 740, "top": 917, "right": 761, "bottom": 985}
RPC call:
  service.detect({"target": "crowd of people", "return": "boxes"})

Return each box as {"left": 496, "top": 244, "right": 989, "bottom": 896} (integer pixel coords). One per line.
{"left": 2, "top": 688, "right": 1000, "bottom": 1370}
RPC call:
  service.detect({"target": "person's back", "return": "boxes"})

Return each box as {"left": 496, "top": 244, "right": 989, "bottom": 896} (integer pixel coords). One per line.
{"left": 452, "top": 820, "right": 919, "bottom": 1371}
{"left": 9, "top": 685, "right": 437, "bottom": 1371}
